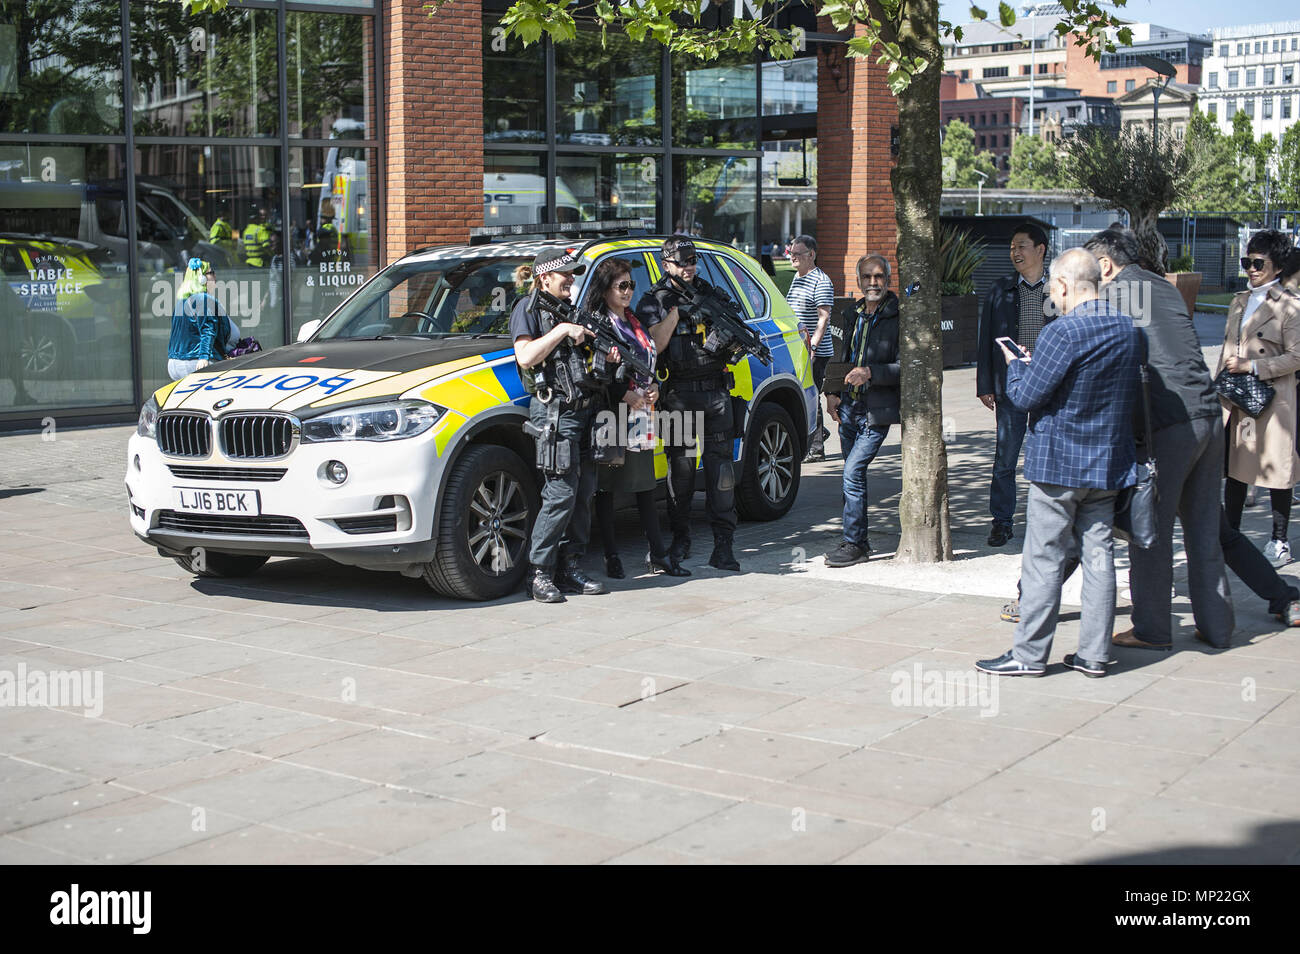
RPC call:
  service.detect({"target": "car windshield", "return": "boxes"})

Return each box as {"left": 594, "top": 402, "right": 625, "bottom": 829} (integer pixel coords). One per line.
{"left": 316, "top": 254, "right": 537, "bottom": 339}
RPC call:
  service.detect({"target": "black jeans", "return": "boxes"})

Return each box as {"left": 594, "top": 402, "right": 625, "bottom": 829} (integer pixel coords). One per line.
{"left": 594, "top": 490, "right": 668, "bottom": 560}
{"left": 661, "top": 384, "right": 738, "bottom": 542}
{"left": 1224, "top": 477, "right": 1292, "bottom": 541}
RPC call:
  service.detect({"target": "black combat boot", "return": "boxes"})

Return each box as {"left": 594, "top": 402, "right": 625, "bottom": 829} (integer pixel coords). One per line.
{"left": 527, "top": 566, "right": 565, "bottom": 603}
{"left": 556, "top": 553, "right": 608, "bottom": 595}
{"left": 708, "top": 535, "right": 740, "bottom": 571}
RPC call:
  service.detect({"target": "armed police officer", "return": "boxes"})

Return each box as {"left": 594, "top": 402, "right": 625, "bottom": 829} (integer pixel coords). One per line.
{"left": 637, "top": 236, "right": 742, "bottom": 571}
{"left": 511, "top": 248, "right": 612, "bottom": 603}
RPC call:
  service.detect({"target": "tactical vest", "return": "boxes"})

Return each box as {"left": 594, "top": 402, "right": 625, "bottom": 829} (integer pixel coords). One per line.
{"left": 522, "top": 305, "right": 602, "bottom": 403}
{"left": 651, "top": 276, "right": 729, "bottom": 382}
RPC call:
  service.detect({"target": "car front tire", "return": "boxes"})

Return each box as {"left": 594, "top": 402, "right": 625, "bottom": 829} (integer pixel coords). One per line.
{"left": 423, "top": 444, "right": 538, "bottom": 601}
{"left": 737, "top": 401, "right": 801, "bottom": 521}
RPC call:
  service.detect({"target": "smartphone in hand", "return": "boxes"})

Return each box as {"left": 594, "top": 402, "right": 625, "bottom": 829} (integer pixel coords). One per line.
{"left": 996, "top": 336, "right": 1029, "bottom": 361}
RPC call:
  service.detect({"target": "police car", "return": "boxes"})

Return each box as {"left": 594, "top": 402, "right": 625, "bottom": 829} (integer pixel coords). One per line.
{"left": 125, "top": 235, "right": 818, "bottom": 600}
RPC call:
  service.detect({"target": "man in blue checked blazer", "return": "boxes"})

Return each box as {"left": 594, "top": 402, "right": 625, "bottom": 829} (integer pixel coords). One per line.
{"left": 976, "top": 248, "right": 1142, "bottom": 679}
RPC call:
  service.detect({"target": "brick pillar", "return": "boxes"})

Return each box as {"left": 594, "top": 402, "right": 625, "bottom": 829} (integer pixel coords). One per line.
{"left": 815, "top": 25, "right": 899, "bottom": 295}
{"left": 385, "top": 0, "right": 483, "bottom": 262}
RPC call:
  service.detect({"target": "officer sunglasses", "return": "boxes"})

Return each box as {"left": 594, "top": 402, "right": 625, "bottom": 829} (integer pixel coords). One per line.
{"left": 615, "top": 279, "right": 636, "bottom": 292}
{"left": 1241, "top": 257, "right": 1270, "bottom": 272}
{"left": 667, "top": 256, "right": 696, "bottom": 266}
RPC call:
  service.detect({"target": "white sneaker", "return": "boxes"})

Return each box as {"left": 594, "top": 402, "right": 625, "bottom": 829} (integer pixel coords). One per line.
{"left": 1265, "top": 539, "right": 1291, "bottom": 567}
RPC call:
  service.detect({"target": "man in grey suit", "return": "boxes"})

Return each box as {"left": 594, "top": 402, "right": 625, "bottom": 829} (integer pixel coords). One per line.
{"left": 1084, "top": 228, "right": 1235, "bottom": 649}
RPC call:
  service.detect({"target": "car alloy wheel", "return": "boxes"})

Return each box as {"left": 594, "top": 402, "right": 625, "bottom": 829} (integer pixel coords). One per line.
{"left": 468, "top": 470, "right": 529, "bottom": 576}
{"left": 757, "top": 419, "right": 794, "bottom": 504}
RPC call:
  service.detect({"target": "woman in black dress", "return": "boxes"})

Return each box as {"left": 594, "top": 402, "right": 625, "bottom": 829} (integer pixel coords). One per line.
{"left": 586, "top": 258, "right": 689, "bottom": 578}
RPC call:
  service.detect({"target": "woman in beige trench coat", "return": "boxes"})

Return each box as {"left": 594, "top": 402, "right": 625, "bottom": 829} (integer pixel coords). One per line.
{"left": 1217, "top": 230, "right": 1300, "bottom": 565}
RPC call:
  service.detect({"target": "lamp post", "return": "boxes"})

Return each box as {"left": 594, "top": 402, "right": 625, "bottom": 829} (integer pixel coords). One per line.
{"left": 1136, "top": 54, "right": 1176, "bottom": 143}
{"left": 975, "top": 169, "right": 989, "bottom": 216}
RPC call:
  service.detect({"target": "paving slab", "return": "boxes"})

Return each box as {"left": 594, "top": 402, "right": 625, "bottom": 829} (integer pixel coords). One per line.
{"left": 1, "top": 361, "right": 1297, "bottom": 862}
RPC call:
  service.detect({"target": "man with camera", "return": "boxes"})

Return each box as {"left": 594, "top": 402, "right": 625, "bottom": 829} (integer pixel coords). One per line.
{"left": 636, "top": 235, "right": 742, "bottom": 571}
{"left": 510, "top": 248, "right": 611, "bottom": 603}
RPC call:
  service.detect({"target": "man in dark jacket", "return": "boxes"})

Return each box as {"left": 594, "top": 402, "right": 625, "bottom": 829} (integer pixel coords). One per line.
{"left": 824, "top": 253, "right": 900, "bottom": 566}
{"left": 976, "top": 222, "right": 1051, "bottom": 547}
{"left": 1085, "top": 228, "right": 1236, "bottom": 648}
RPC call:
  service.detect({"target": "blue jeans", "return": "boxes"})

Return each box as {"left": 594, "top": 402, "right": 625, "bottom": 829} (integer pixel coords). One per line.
{"left": 838, "top": 402, "right": 890, "bottom": 548}
{"left": 990, "top": 398, "right": 1028, "bottom": 524}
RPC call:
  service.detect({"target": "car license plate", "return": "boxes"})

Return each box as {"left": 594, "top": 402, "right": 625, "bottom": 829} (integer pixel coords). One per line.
{"left": 174, "top": 487, "right": 261, "bottom": 516}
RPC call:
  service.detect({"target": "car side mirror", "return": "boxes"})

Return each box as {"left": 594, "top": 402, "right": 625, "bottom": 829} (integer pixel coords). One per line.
{"left": 296, "top": 319, "right": 321, "bottom": 342}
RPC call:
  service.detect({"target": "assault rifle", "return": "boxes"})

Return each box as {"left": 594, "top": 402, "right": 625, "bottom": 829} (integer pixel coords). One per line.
{"left": 531, "top": 289, "right": 654, "bottom": 386}
{"left": 665, "top": 274, "right": 773, "bottom": 366}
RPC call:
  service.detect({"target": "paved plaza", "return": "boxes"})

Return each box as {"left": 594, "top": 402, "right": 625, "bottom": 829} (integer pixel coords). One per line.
{"left": 1, "top": 324, "right": 1298, "bottom": 864}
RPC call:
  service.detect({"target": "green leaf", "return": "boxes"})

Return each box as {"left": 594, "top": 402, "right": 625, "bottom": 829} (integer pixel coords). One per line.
{"left": 887, "top": 69, "right": 911, "bottom": 94}
{"left": 998, "top": 2, "right": 1016, "bottom": 27}
{"left": 969, "top": 5, "right": 988, "bottom": 21}
{"left": 1116, "top": 26, "right": 1133, "bottom": 46}
{"left": 515, "top": 17, "right": 543, "bottom": 45}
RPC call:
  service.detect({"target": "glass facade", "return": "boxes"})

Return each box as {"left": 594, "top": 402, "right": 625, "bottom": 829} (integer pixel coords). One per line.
{"left": 0, "top": 0, "right": 379, "bottom": 422}
{"left": 478, "top": 1, "right": 816, "bottom": 260}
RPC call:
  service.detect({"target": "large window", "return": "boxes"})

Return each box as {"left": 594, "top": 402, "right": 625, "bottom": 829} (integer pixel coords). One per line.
{"left": 673, "top": 155, "right": 757, "bottom": 255}
{"left": 482, "top": 15, "right": 544, "bottom": 143}
{"left": 288, "top": 146, "right": 377, "bottom": 337}
{"left": 131, "top": 2, "right": 279, "bottom": 138}
{"left": 673, "top": 51, "right": 757, "bottom": 149}
{"left": 555, "top": 31, "right": 660, "bottom": 146}
{"left": 133, "top": 143, "right": 284, "bottom": 395}
{"left": 286, "top": 12, "right": 372, "bottom": 139}
{"left": 0, "top": 144, "right": 133, "bottom": 410}
{"left": 0, "top": 1, "right": 124, "bottom": 136}
{"left": 557, "top": 153, "right": 658, "bottom": 224}
{"left": 0, "top": 1, "right": 378, "bottom": 425}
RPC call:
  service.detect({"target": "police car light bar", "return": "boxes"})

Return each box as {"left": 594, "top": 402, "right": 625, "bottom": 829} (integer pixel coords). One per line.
{"left": 469, "top": 218, "right": 655, "bottom": 243}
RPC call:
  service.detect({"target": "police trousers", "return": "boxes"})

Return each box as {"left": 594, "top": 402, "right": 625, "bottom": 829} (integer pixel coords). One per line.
{"left": 527, "top": 396, "right": 597, "bottom": 572}
{"left": 661, "top": 384, "right": 738, "bottom": 541}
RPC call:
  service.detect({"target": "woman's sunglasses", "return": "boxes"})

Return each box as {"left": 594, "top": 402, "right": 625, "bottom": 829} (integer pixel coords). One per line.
{"left": 615, "top": 279, "right": 636, "bottom": 292}
{"left": 1241, "top": 257, "right": 1270, "bottom": 272}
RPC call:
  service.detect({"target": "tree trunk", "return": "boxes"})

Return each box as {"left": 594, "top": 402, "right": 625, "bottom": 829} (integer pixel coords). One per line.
{"left": 1130, "top": 208, "right": 1167, "bottom": 275}
{"left": 891, "top": 1, "right": 953, "bottom": 563}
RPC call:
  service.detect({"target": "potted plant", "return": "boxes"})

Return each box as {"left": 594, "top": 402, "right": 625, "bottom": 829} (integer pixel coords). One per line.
{"left": 1165, "top": 251, "right": 1202, "bottom": 317}
{"left": 939, "top": 224, "right": 985, "bottom": 367}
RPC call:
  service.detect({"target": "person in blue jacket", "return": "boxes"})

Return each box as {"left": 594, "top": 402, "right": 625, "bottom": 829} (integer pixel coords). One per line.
{"left": 168, "top": 258, "right": 229, "bottom": 380}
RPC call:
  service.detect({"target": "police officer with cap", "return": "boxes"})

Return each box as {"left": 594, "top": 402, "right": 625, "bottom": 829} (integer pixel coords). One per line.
{"left": 637, "top": 235, "right": 741, "bottom": 571}
{"left": 511, "top": 247, "right": 610, "bottom": 603}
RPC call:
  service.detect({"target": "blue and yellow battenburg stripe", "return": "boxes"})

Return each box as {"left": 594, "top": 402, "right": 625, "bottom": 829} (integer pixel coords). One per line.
{"left": 148, "top": 241, "right": 816, "bottom": 469}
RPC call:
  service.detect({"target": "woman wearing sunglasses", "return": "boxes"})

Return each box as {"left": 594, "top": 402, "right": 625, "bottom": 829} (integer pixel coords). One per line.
{"left": 1217, "top": 230, "right": 1300, "bottom": 566}
{"left": 586, "top": 258, "right": 689, "bottom": 579}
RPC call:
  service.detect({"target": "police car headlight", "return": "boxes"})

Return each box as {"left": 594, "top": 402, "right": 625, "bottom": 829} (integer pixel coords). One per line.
{"left": 137, "top": 396, "right": 159, "bottom": 439}
{"left": 301, "top": 401, "right": 443, "bottom": 443}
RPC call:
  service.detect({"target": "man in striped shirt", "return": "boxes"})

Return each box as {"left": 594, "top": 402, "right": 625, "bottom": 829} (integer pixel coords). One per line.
{"left": 786, "top": 234, "right": 836, "bottom": 461}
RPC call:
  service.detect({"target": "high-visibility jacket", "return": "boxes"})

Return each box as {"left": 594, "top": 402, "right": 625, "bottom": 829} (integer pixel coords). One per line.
{"left": 241, "top": 222, "right": 270, "bottom": 266}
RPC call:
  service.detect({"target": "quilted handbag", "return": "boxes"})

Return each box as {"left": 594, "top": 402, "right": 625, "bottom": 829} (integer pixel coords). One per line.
{"left": 1213, "top": 368, "right": 1275, "bottom": 418}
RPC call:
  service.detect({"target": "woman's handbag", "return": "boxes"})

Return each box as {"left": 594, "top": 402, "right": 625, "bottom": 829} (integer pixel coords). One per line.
{"left": 1213, "top": 368, "right": 1275, "bottom": 418}
{"left": 1114, "top": 363, "right": 1159, "bottom": 549}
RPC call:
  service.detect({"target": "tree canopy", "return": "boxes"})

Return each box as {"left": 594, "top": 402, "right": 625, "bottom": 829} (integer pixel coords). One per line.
{"left": 941, "top": 119, "right": 998, "bottom": 188}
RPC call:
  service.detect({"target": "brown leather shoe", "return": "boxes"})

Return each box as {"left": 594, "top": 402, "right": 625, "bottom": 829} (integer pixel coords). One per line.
{"left": 1112, "top": 628, "right": 1172, "bottom": 652}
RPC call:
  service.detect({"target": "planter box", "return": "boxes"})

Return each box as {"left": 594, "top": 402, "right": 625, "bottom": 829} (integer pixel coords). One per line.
{"left": 1166, "top": 272, "right": 1203, "bottom": 317}
{"left": 941, "top": 294, "right": 978, "bottom": 368}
